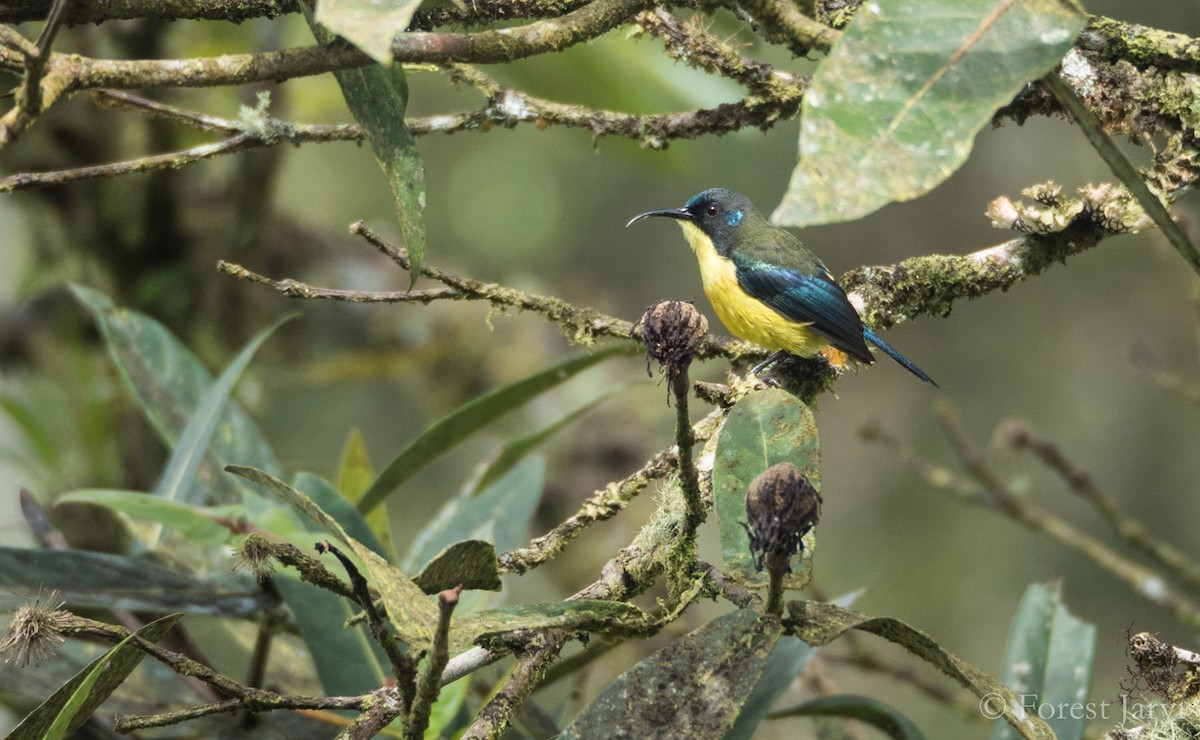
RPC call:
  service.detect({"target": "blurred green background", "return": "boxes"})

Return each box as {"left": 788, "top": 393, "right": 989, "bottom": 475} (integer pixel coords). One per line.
{"left": 2, "top": 1, "right": 1200, "bottom": 736}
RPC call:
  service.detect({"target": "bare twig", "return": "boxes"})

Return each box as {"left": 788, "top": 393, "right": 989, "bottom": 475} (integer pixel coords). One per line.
{"left": 1000, "top": 422, "right": 1200, "bottom": 597}
{"left": 863, "top": 408, "right": 1200, "bottom": 629}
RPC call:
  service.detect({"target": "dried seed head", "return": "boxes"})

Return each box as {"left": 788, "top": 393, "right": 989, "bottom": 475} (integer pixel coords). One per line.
{"left": 234, "top": 533, "right": 277, "bottom": 581}
{"left": 742, "top": 461, "right": 821, "bottom": 573}
{"left": 634, "top": 300, "right": 709, "bottom": 378}
{"left": 1, "top": 590, "right": 69, "bottom": 667}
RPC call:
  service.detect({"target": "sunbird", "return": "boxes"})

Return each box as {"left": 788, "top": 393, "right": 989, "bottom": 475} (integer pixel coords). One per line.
{"left": 627, "top": 188, "right": 936, "bottom": 385}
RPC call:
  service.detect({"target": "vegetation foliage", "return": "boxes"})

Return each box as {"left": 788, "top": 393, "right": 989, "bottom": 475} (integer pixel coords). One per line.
{"left": 1, "top": 0, "right": 1200, "bottom": 737}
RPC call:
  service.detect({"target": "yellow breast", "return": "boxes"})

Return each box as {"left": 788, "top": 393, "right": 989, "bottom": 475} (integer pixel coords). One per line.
{"left": 677, "top": 222, "right": 828, "bottom": 357}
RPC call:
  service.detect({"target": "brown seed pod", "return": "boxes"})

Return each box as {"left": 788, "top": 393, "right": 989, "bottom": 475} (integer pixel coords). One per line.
{"left": 742, "top": 461, "right": 821, "bottom": 573}
{"left": 633, "top": 300, "right": 709, "bottom": 378}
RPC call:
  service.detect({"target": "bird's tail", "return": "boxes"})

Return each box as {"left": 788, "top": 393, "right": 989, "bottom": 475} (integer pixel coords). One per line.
{"left": 863, "top": 327, "right": 937, "bottom": 386}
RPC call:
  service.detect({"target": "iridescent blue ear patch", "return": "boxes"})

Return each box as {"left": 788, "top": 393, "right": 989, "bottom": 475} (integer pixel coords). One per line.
{"left": 726, "top": 210, "right": 744, "bottom": 227}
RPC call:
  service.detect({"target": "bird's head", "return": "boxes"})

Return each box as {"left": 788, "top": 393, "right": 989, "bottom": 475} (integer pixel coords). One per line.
{"left": 627, "top": 188, "right": 760, "bottom": 256}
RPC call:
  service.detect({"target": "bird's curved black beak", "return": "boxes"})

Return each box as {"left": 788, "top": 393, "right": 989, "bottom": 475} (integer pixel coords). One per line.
{"left": 626, "top": 208, "right": 693, "bottom": 228}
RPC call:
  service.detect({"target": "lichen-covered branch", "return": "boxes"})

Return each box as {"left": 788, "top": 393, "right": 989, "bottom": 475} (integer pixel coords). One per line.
{"left": 842, "top": 181, "right": 1136, "bottom": 330}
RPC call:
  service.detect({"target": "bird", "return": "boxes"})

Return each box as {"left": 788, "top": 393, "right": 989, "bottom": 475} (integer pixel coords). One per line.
{"left": 627, "top": 188, "right": 936, "bottom": 385}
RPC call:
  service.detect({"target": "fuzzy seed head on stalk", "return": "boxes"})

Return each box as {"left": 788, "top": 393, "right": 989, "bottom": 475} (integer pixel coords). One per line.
{"left": 1, "top": 590, "right": 69, "bottom": 667}
{"left": 234, "top": 533, "right": 277, "bottom": 581}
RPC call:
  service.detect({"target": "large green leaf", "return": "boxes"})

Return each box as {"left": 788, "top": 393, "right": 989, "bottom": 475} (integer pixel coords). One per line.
{"left": 403, "top": 456, "right": 544, "bottom": 573}
{"left": 57, "top": 489, "right": 240, "bottom": 546}
{"left": 292, "top": 472, "right": 388, "bottom": 558}
{"left": 0, "top": 548, "right": 271, "bottom": 617}
{"left": 561, "top": 609, "right": 783, "bottom": 738}
{"left": 726, "top": 591, "right": 861, "bottom": 740}
{"left": 69, "top": 285, "right": 283, "bottom": 495}
{"left": 315, "top": 0, "right": 421, "bottom": 64}
{"left": 773, "top": 0, "right": 1085, "bottom": 226}
{"left": 991, "top": 583, "right": 1095, "bottom": 740}
{"left": 712, "top": 388, "right": 820, "bottom": 587}
{"left": 229, "top": 465, "right": 438, "bottom": 647}
{"left": 8, "top": 614, "right": 182, "bottom": 740}
{"left": 466, "top": 387, "right": 621, "bottom": 495}
{"left": 360, "top": 347, "right": 630, "bottom": 513}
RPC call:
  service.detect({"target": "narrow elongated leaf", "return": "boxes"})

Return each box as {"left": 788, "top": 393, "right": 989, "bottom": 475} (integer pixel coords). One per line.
{"left": 712, "top": 388, "right": 820, "bottom": 587}
{"left": 316, "top": 0, "right": 420, "bottom": 64}
{"left": 770, "top": 695, "right": 926, "bottom": 739}
{"left": 57, "top": 490, "right": 240, "bottom": 545}
{"left": 403, "top": 456, "right": 544, "bottom": 573}
{"left": 338, "top": 428, "right": 392, "bottom": 553}
{"left": 466, "top": 388, "right": 621, "bottom": 494}
{"left": 789, "top": 600, "right": 1054, "bottom": 738}
{"left": 0, "top": 548, "right": 272, "bottom": 617}
{"left": 305, "top": 6, "right": 426, "bottom": 283}
{"left": 360, "top": 347, "right": 631, "bottom": 513}
{"left": 991, "top": 583, "right": 1095, "bottom": 740}
{"left": 8, "top": 614, "right": 182, "bottom": 740}
{"left": 69, "top": 285, "right": 283, "bottom": 492}
{"left": 152, "top": 314, "right": 292, "bottom": 510}
{"left": 229, "top": 465, "right": 438, "bottom": 646}
{"left": 561, "top": 610, "right": 783, "bottom": 738}
{"left": 292, "top": 472, "right": 387, "bottom": 558}
{"left": 773, "top": 0, "right": 1086, "bottom": 226}
{"left": 726, "top": 591, "right": 861, "bottom": 740}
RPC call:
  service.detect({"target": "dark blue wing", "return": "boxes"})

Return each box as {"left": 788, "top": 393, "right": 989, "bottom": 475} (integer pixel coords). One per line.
{"left": 733, "top": 256, "right": 873, "bottom": 363}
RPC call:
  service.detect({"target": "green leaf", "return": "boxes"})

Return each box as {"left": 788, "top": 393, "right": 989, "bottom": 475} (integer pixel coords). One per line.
{"left": 412, "top": 540, "right": 501, "bottom": 594}
{"left": 272, "top": 575, "right": 391, "bottom": 695}
{"left": 69, "top": 285, "right": 283, "bottom": 495}
{"left": 229, "top": 465, "right": 438, "bottom": 646}
{"left": 360, "top": 346, "right": 631, "bottom": 513}
{"left": 0, "top": 394, "right": 59, "bottom": 468}
{"left": 561, "top": 610, "right": 783, "bottom": 738}
{"left": 770, "top": 695, "right": 927, "bottom": 739}
{"left": 712, "top": 388, "right": 820, "bottom": 587}
{"left": 0, "top": 548, "right": 272, "bottom": 617}
{"left": 8, "top": 613, "right": 182, "bottom": 740}
{"left": 153, "top": 314, "right": 291, "bottom": 506}
{"left": 788, "top": 600, "right": 1055, "bottom": 738}
{"left": 773, "top": 0, "right": 1086, "bottom": 226}
{"left": 57, "top": 489, "right": 239, "bottom": 545}
{"left": 306, "top": 5, "right": 426, "bottom": 284}
{"left": 466, "top": 387, "right": 622, "bottom": 494}
{"left": 293, "top": 472, "right": 388, "bottom": 558}
{"left": 403, "top": 456, "right": 544, "bottom": 573}
{"left": 991, "top": 583, "right": 1095, "bottom": 740}
{"left": 337, "top": 428, "right": 392, "bottom": 552}
{"left": 315, "top": 0, "right": 421, "bottom": 64}
{"left": 726, "top": 591, "right": 861, "bottom": 740}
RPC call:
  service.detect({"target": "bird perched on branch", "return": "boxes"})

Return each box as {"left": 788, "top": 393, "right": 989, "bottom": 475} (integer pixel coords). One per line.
{"left": 627, "top": 188, "right": 935, "bottom": 385}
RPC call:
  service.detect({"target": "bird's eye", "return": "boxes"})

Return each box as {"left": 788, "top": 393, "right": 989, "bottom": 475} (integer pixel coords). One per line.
{"left": 705, "top": 204, "right": 719, "bottom": 217}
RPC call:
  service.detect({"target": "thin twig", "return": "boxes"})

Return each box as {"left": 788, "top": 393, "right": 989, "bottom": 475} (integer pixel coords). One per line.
{"left": 863, "top": 409, "right": 1200, "bottom": 629}
{"left": 1002, "top": 422, "right": 1200, "bottom": 597}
